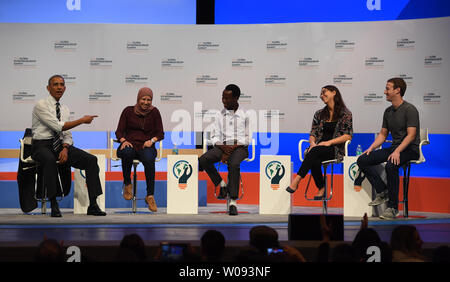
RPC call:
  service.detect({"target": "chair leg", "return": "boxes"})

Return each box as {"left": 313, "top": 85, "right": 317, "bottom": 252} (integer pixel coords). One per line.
{"left": 41, "top": 199, "right": 47, "bottom": 214}
{"left": 303, "top": 174, "right": 313, "bottom": 199}
{"left": 37, "top": 168, "right": 48, "bottom": 215}
{"left": 132, "top": 162, "right": 138, "bottom": 213}
{"left": 238, "top": 175, "right": 244, "bottom": 201}
{"left": 33, "top": 163, "right": 65, "bottom": 216}
{"left": 42, "top": 173, "right": 47, "bottom": 214}
{"left": 323, "top": 166, "right": 328, "bottom": 215}
{"left": 403, "top": 164, "right": 411, "bottom": 218}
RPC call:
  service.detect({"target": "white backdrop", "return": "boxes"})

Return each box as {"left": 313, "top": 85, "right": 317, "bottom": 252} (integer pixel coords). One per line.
{"left": 1, "top": 17, "right": 449, "bottom": 134}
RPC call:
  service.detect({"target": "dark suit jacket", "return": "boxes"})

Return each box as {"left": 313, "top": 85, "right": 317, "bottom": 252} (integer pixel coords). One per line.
{"left": 16, "top": 128, "right": 71, "bottom": 213}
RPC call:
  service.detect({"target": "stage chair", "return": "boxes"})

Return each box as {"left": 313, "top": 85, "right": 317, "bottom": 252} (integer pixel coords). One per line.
{"left": 202, "top": 137, "right": 256, "bottom": 214}
{"left": 400, "top": 129, "right": 430, "bottom": 217}
{"left": 376, "top": 128, "right": 429, "bottom": 218}
{"left": 110, "top": 138, "right": 163, "bottom": 214}
{"left": 401, "top": 128, "right": 429, "bottom": 217}
{"left": 19, "top": 131, "right": 64, "bottom": 215}
{"left": 299, "top": 139, "right": 351, "bottom": 214}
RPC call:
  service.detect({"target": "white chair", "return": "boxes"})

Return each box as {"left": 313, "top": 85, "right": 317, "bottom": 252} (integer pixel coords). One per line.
{"left": 202, "top": 137, "right": 256, "bottom": 213}
{"left": 400, "top": 128, "right": 430, "bottom": 217}
{"left": 298, "top": 139, "right": 351, "bottom": 214}
{"left": 374, "top": 128, "right": 429, "bottom": 217}
{"left": 110, "top": 138, "right": 163, "bottom": 213}
{"left": 19, "top": 131, "right": 64, "bottom": 215}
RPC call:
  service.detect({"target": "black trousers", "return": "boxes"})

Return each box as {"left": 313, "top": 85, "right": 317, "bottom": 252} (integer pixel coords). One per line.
{"left": 297, "top": 145, "right": 335, "bottom": 189}
{"left": 356, "top": 146, "right": 419, "bottom": 209}
{"left": 199, "top": 146, "right": 248, "bottom": 200}
{"left": 31, "top": 139, "right": 103, "bottom": 201}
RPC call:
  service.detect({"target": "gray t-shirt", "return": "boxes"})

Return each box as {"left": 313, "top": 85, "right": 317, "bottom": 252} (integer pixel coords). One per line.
{"left": 382, "top": 100, "right": 420, "bottom": 153}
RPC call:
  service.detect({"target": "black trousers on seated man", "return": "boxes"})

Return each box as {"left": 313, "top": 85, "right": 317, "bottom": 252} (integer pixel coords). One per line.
{"left": 199, "top": 146, "right": 248, "bottom": 200}
{"left": 31, "top": 139, "right": 103, "bottom": 207}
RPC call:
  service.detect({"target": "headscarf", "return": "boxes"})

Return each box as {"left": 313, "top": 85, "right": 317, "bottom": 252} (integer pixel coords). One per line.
{"left": 133, "top": 87, "right": 154, "bottom": 116}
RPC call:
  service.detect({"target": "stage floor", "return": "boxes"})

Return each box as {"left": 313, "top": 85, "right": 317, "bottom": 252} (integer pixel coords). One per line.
{"left": 1, "top": 204, "right": 449, "bottom": 247}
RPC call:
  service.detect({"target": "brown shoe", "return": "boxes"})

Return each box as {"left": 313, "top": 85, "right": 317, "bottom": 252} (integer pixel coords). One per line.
{"left": 145, "top": 195, "right": 157, "bottom": 212}
{"left": 123, "top": 183, "right": 133, "bottom": 200}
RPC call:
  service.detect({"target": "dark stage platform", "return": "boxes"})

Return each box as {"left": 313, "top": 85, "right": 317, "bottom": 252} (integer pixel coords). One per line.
{"left": 1, "top": 204, "right": 449, "bottom": 261}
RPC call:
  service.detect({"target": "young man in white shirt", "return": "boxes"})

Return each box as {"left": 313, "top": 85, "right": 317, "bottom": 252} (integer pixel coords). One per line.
{"left": 31, "top": 75, "right": 106, "bottom": 217}
{"left": 199, "top": 84, "right": 250, "bottom": 216}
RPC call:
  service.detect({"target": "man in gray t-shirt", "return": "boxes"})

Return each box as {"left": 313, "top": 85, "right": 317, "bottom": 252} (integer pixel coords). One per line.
{"left": 382, "top": 100, "right": 420, "bottom": 155}
{"left": 357, "top": 78, "right": 420, "bottom": 220}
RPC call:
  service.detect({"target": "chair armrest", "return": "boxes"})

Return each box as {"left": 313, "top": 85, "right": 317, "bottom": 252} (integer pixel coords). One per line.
{"left": 344, "top": 140, "right": 351, "bottom": 156}
{"left": 244, "top": 138, "right": 256, "bottom": 162}
{"left": 110, "top": 138, "right": 120, "bottom": 161}
{"left": 298, "top": 139, "right": 310, "bottom": 162}
{"left": 322, "top": 159, "right": 339, "bottom": 165}
{"left": 155, "top": 141, "right": 163, "bottom": 162}
{"left": 203, "top": 137, "right": 207, "bottom": 154}
{"left": 19, "top": 139, "right": 35, "bottom": 164}
{"left": 413, "top": 139, "right": 430, "bottom": 164}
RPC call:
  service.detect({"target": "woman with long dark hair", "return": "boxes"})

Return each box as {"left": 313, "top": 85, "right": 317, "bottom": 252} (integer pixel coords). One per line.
{"left": 286, "top": 85, "right": 353, "bottom": 199}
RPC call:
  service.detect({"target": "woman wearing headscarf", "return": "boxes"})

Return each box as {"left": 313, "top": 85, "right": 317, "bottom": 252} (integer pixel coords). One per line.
{"left": 286, "top": 85, "right": 353, "bottom": 199}
{"left": 115, "top": 87, "right": 164, "bottom": 212}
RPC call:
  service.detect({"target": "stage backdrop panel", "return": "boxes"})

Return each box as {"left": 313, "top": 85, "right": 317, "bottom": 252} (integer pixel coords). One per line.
{"left": 1, "top": 18, "right": 449, "bottom": 138}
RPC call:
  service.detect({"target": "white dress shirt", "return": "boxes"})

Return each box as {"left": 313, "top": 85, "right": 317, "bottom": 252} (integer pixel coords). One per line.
{"left": 32, "top": 95, "right": 73, "bottom": 145}
{"left": 210, "top": 107, "right": 251, "bottom": 146}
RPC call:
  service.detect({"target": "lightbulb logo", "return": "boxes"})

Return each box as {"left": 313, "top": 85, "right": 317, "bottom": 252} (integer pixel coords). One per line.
{"left": 265, "top": 161, "right": 285, "bottom": 190}
{"left": 173, "top": 160, "right": 192, "bottom": 189}
{"left": 349, "top": 162, "right": 361, "bottom": 192}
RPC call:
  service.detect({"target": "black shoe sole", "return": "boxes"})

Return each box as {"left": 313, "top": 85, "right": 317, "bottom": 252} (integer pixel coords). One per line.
{"left": 87, "top": 212, "right": 107, "bottom": 216}
{"left": 286, "top": 187, "right": 296, "bottom": 193}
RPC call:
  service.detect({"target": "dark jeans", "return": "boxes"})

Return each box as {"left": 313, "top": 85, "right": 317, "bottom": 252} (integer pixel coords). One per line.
{"left": 117, "top": 146, "right": 157, "bottom": 196}
{"left": 199, "top": 146, "right": 248, "bottom": 200}
{"left": 297, "top": 145, "right": 335, "bottom": 189}
{"left": 357, "top": 146, "right": 419, "bottom": 209}
{"left": 31, "top": 139, "right": 103, "bottom": 200}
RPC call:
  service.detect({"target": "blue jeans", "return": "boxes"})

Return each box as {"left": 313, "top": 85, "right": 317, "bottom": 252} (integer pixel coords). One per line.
{"left": 356, "top": 146, "right": 419, "bottom": 210}
{"left": 117, "top": 146, "right": 157, "bottom": 195}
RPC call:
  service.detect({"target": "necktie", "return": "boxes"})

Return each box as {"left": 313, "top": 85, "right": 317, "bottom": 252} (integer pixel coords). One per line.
{"left": 52, "top": 102, "right": 62, "bottom": 153}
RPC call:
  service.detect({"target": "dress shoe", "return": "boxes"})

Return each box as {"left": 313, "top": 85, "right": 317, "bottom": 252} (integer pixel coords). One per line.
{"left": 218, "top": 185, "right": 228, "bottom": 199}
{"left": 87, "top": 204, "right": 106, "bottom": 216}
{"left": 286, "top": 186, "right": 296, "bottom": 193}
{"left": 229, "top": 205, "right": 238, "bottom": 216}
{"left": 123, "top": 183, "right": 133, "bottom": 200}
{"left": 145, "top": 195, "right": 157, "bottom": 212}
{"left": 51, "top": 205, "right": 62, "bottom": 218}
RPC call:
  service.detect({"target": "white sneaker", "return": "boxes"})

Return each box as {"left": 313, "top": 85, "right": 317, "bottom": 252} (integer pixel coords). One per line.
{"left": 379, "top": 207, "right": 399, "bottom": 219}
{"left": 368, "top": 190, "right": 388, "bottom": 206}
